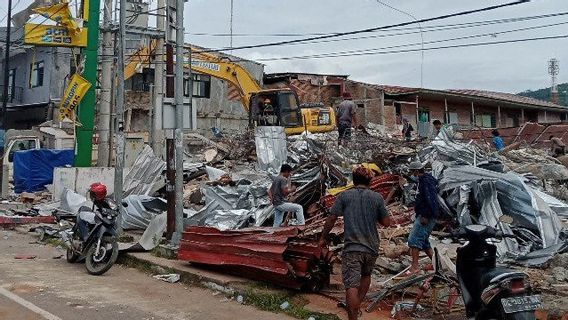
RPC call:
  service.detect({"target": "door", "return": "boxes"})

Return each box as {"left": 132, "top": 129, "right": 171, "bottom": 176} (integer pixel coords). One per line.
{"left": 277, "top": 92, "right": 303, "bottom": 128}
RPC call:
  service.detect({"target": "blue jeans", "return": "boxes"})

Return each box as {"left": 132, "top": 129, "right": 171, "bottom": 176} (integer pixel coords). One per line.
{"left": 273, "top": 202, "right": 305, "bottom": 227}
{"left": 408, "top": 216, "right": 436, "bottom": 250}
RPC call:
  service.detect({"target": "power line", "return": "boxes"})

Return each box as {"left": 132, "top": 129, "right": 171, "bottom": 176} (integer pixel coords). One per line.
{"left": 207, "top": 0, "right": 531, "bottom": 52}
{"left": 254, "top": 34, "right": 568, "bottom": 61}
{"left": 374, "top": 0, "right": 424, "bottom": 88}
{"left": 281, "top": 11, "right": 568, "bottom": 47}
{"left": 258, "top": 20, "right": 568, "bottom": 61}
{"left": 187, "top": 11, "right": 568, "bottom": 38}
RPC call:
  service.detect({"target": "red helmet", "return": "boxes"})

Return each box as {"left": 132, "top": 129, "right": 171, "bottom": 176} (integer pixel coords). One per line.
{"left": 89, "top": 183, "right": 107, "bottom": 201}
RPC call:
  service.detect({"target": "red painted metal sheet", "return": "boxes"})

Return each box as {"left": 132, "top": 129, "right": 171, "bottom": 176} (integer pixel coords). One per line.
{"left": 178, "top": 226, "right": 331, "bottom": 290}
{"left": 320, "top": 173, "right": 399, "bottom": 209}
{"left": 0, "top": 215, "right": 55, "bottom": 226}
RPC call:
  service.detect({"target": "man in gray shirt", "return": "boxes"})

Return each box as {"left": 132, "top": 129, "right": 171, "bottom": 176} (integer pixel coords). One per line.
{"left": 336, "top": 92, "right": 357, "bottom": 147}
{"left": 269, "top": 164, "right": 305, "bottom": 227}
{"left": 319, "top": 167, "right": 391, "bottom": 320}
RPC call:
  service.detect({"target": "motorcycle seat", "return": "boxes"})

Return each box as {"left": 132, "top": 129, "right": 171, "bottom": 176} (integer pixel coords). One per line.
{"left": 481, "top": 267, "right": 526, "bottom": 289}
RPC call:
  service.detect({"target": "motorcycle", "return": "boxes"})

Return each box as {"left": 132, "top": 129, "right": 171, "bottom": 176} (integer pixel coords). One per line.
{"left": 59, "top": 198, "right": 125, "bottom": 275}
{"left": 451, "top": 224, "right": 541, "bottom": 320}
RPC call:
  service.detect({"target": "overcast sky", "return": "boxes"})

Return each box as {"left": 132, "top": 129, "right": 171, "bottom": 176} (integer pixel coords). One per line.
{"left": 1, "top": 0, "right": 567, "bottom": 93}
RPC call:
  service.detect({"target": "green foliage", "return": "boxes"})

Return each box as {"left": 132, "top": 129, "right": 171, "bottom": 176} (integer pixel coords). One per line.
{"left": 518, "top": 83, "right": 568, "bottom": 106}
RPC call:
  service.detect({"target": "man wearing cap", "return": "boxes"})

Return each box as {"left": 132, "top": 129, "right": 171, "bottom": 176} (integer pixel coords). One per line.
{"left": 319, "top": 167, "right": 391, "bottom": 320}
{"left": 336, "top": 92, "right": 357, "bottom": 147}
{"left": 407, "top": 161, "right": 439, "bottom": 275}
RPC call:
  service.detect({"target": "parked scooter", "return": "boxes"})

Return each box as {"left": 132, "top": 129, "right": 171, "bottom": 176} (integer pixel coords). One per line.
{"left": 450, "top": 224, "right": 541, "bottom": 319}
{"left": 59, "top": 183, "right": 124, "bottom": 276}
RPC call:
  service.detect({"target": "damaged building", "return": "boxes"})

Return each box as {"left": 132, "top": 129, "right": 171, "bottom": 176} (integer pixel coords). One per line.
{"left": 264, "top": 72, "right": 568, "bottom": 137}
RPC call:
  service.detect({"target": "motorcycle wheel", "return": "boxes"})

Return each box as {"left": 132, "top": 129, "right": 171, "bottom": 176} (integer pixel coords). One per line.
{"left": 85, "top": 236, "right": 118, "bottom": 276}
{"left": 66, "top": 248, "right": 80, "bottom": 263}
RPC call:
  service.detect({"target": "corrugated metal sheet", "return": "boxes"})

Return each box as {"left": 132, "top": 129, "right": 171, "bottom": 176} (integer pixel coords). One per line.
{"left": 178, "top": 226, "right": 332, "bottom": 290}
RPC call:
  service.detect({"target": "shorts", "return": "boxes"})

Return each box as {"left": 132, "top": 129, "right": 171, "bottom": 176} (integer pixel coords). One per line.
{"left": 338, "top": 122, "right": 352, "bottom": 141}
{"left": 408, "top": 216, "right": 436, "bottom": 250}
{"left": 341, "top": 251, "right": 378, "bottom": 289}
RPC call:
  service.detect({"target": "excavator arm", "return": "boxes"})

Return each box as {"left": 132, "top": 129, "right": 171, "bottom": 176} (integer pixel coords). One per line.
{"left": 188, "top": 48, "right": 262, "bottom": 111}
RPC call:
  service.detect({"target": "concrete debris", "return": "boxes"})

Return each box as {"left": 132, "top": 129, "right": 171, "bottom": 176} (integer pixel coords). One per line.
{"left": 153, "top": 274, "right": 180, "bottom": 283}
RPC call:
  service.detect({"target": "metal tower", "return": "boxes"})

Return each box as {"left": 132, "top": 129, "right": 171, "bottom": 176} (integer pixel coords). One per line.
{"left": 549, "top": 58, "right": 560, "bottom": 104}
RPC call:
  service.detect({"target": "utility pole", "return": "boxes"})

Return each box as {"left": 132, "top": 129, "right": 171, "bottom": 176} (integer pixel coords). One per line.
{"left": 173, "top": 0, "right": 186, "bottom": 244}
{"left": 152, "top": 0, "right": 166, "bottom": 157}
{"left": 2, "top": 0, "right": 13, "bottom": 129}
{"left": 75, "top": 0, "right": 101, "bottom": 167}
{"left": 97, "top": 0, "right": 113, "bottom": 167}
{"left": 0, "top": 0, "right": 12, "bottom": 199}
{"left": 114, "top": 0, "right": 127, "bottom": 226}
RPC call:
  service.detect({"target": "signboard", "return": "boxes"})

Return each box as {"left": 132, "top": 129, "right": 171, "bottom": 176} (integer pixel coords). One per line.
{"left": 24, "top": 24, "right": 88, "bottom": 47}
{"left": 59, "top": 74, "right": 92, "bottom": 121}
{"left": 33, "top": 2, "right": 80, "bottom": 34}
{"left": 191, "top": 61, "right": 221, "bottom": 73}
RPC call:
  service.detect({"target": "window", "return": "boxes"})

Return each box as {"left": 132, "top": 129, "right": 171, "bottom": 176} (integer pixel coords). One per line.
{"left": 7, "top": 69, "right": 15, "bottom": 101}
{"left": 448, "top": 112, "right": 459, "bottom": 124}
{"left": 184, "top": 74, "right": 211, "bottom": 98}
{"left": 418, "top": 109, "right": 430, "bottom": 123}
{"left": 29, "top": 61, "right": 44, "bottom": 88}
{"left": 475, "top": 114, "right": 496, "bottom": 128}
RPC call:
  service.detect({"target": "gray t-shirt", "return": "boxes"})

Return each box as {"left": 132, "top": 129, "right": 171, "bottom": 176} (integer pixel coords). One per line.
{"left": 331, "top": 187, "right": 389, "bottom": 255}
{"left": 336, "top": 100, "right": 356, "bottom": 125}
{"left": 270, "top": 175, "right": 288, "bottom": 206}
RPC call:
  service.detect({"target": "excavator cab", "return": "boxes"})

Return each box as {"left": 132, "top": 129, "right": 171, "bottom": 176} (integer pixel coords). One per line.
{"left": 249, "top": 90, "right": 304, "bottom": 132}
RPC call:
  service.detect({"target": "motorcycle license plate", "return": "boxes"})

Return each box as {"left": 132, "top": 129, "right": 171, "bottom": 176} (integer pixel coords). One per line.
{"left": 501, "top": 295, "right": 542, "bottom": 314}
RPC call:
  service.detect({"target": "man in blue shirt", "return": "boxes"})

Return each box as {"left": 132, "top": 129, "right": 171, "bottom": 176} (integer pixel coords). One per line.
{"left": 407, "top": 161, "right": 439, "bottom": 275}
{"left": 492, "top": 129, "right": 505, "bottom": 151}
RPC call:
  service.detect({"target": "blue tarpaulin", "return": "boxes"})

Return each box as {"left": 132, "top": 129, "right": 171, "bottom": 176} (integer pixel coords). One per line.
{"left": 14, "top": 149, "right": 75, "bottom": 193}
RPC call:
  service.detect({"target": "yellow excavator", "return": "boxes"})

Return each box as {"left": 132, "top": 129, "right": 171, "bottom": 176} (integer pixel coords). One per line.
{"left": 125, "top": 43, "right": 336, "bottom": 135}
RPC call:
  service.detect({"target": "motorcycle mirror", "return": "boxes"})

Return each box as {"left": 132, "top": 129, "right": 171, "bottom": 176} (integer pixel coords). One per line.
{"left": 121, "top": 201, "right": 129, "bottom": 208}
{"left": 498, "top": 215, "right": 514, "bottom": 224}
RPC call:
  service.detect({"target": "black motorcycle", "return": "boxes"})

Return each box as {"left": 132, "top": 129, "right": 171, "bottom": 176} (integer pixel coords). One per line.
{"left": 452, "top": 224, "right": 541, "bottom": 320}
{"left": 59, "top": 198, "right": 124, "bottom": 275}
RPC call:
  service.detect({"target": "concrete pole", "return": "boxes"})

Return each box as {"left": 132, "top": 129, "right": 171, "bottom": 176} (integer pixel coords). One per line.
{"left": 497, "top": 105, "right": 501, "bottom": 128}
{"left": 97, "top": 0, "right": 113, "bottom": 167}
{"left": 152, "top": 0, "right": 166, "bottom": 157}
{"left": 114, "top": 0, "right": 127, "bottom": 230}
{"left": 173, "top": 0, "right": 186, "bottom": 244}
{"left": 471, "top": 102, "right": 475, "bottom": 126}
{"left": 521, "top": 108, "right": 525, "bottom": 124}
{"left": 444, "top": 98, "right": 448, "bottom": 123}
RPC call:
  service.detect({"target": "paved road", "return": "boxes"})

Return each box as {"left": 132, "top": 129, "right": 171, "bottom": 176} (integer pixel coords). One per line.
{"left": 0, "top": 229, "right": 292, "bottom": 320}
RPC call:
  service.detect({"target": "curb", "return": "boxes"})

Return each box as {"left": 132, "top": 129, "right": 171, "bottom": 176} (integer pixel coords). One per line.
{"left": 118, "top": 252, "right": 340, "bottom": 320}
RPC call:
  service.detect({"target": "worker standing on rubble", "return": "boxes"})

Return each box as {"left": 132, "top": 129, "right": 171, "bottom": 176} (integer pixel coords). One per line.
{"left": 319, "top": 167, "right": 391, "bottom": 320}
{"left": 407, "top": 161, "right": 439, "bottom": 275}
{"left": 492, "top": 129, "right": 505, "bottom": 151}
{"left": 269, "top": 164, "right": 305, "bottom": 227}
{"left": 431, "top": 119, "right": 443, "bottom": 139}
{"left": 550, "top": 135, "right": 566, "bottom": 157}
{"left": 402, "top": 118, "right": 414, "bottom": 141}
{"left": 336, "top": 92, "right": 357, "bottom": 147}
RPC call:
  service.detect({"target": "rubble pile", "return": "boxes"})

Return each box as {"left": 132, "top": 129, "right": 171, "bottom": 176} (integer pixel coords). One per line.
{"left": 3, "top": 124, "right": 568, "bottom": 318}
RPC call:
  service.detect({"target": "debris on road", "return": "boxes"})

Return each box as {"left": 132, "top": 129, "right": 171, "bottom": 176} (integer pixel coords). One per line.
{"left": 153, "top": 273, "right": 181, "bottom": 283}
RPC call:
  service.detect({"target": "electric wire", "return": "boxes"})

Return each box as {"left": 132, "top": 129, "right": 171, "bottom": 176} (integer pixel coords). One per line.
{"left": 206, "top": 0, "right": 531, "bottom": 52}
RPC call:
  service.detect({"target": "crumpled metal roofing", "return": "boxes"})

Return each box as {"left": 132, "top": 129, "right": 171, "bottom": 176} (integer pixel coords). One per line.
{"left": 178, "top": 226, "right": 331, "bottom": 290}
